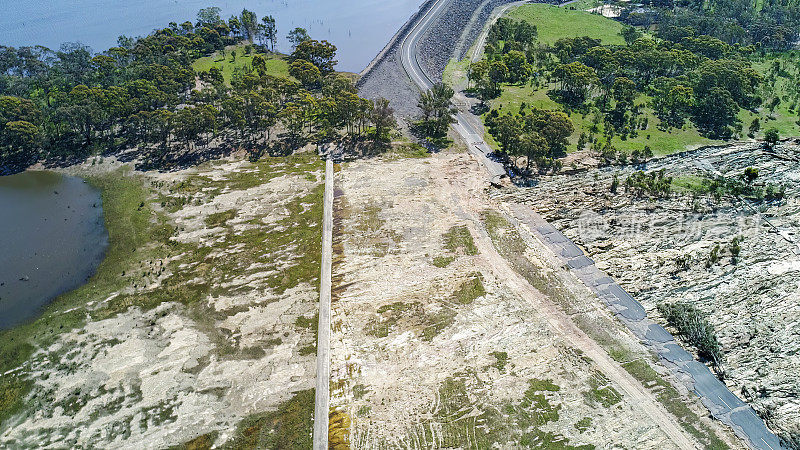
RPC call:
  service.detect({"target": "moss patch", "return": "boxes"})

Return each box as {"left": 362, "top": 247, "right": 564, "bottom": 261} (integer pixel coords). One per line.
{"left": 420, "top": 375, "right": 592, "bottom": 448}
{"left": 432, "top": 255, "right": 455, "bottom": 268}
{"left": 575, "top": 417, "right": 592, "bottom": 433}
{"left": 443, "top": 225, "right": 478, "bottom": 256}
{"left": 491, "top": 351, "right": 509, "bottom": 372}
{"left": 224, "top": 389, "right": 314, "bottom": 449}
{"left": 583, "top": 373, "right": 622, "bottom": 408}
{"left": 170, "top": 431, "right": 219, "bottom": 450}
{"left": 366, "top": 302, "right": 421, "bottom": 338}
{"left": 204, "top": 209, "right": 237, "bottom": 228}
{"left": 420, "top": 308, "right": 457, "bottom": 341}
{"left": 452, "top": 272, "right": 486, "bottom": 305}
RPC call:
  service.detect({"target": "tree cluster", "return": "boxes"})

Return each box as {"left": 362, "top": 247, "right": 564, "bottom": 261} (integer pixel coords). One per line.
{"left": 468, "top": 18, "right": 539, "bottom": 101}
{"left": 657, "top": 301, "right": 724, "bottom": 376}
{"left": 0, "top": 8, "right": 395, "bottom": 172}
{"left": 416, "top": 83, "right": 457, "bottom": 142}
{"left": 485, "top": 107, "right": 573, "bottom": 174}
{"left": 549, "top": 35, "right": 762, "bottom": 138}
{"left": 644, "top": 0, "right": 800, "bottom": 51}
{"left": 624, "top": 169, "right": 673, "bottom": 198}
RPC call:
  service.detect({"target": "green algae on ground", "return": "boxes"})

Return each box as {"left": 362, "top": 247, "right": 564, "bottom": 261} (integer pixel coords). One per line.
{"left": 170, "top": 431, "right": 219, "bottom": 450}
{"left": 452, "top": 272, "right": 486, "bottom": 305}
{"left": 224, "top": 389, "right": 314, "bottom": 449}
{"left": 443, "top": 225, "right": 478, "bottom": 256}
{"left": 0, "top": 168, "right": 168, "bottom": 427}
{"left": 416, "top": 375, "right": 593, "bottom": 448}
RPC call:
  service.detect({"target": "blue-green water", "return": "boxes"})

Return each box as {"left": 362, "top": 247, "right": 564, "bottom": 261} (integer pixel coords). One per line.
{"left": 0, "top": 171, "right": 108, "bottom": 329}
{"left": 0, "top": 0, "right": 424, "bottom": 72}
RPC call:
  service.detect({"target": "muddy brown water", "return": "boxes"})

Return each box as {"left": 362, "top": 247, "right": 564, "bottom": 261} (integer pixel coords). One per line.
{"left": 0, "top": 171, "right": 108, "bottom": 330}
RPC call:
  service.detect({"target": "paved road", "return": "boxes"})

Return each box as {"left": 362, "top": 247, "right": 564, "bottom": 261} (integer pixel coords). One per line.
{"left": 398, "top": 1, "right": 785, "bottom": 449}
{"left": 313, "top": 158, "right": 334, "bottom": 450}
{"left": 399, "top": 0, "right": 507, "bottom": 184}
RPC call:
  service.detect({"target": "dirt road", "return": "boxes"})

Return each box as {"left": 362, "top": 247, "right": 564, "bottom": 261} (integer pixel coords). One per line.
{"left": 437, "top": 155, "right": 699, "bottom": 449}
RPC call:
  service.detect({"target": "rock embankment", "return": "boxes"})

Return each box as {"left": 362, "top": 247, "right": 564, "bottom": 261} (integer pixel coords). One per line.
{"left": 359, "top": 0, "right": 551, "bottom": 118}
{"left": 357, "top": 0, "right": 436, "bottom": 118}
{"left": 494, "top": 143, "right": 800, "bottom": 447}
{"left": 416, "top": 0, "right": 529, "bottom": 81}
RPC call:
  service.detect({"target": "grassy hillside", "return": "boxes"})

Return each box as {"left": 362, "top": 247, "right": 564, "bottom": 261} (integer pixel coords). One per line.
{"left": 192, "top": 44, "right": 291, "bottom": 85}
{"left": 483, "top": 4, "right": 721, "bottom": 156}
{"left": 741, "top": 53, "right": 800, "bottom": 139}
{"left": 480, "top": 3, "right": 799, "bottom": 156}
{"left": 488, "top": 85, "right": 722, "bottom": 156}
{"left": 507, "top": 4, "right": 625, "bottom": 45}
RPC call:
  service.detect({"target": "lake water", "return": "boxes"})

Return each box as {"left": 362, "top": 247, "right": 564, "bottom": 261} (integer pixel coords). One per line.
{"left": 0, "top": 0, "right": 425, "bottom": 72}
{"left": 0, "top": 171, "right": 108, "bottom": 329}
{"left": 0, "top": 0, "right": 424, "bottom": 328}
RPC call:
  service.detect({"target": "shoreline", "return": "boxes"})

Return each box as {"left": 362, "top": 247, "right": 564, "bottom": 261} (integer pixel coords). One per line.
{"left": 0, "top": 170, "right": 109, "bottom": 330}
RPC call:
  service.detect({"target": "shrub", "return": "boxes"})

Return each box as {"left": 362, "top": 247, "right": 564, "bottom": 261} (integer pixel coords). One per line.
{"left": 658, "top": 302, "right": 723, "bottom": 375}
{"left": 706, "top": 244, "right": 720, "bottom": 268}
{"left": 624, "top": 169, "right": 672, "bottom": 198}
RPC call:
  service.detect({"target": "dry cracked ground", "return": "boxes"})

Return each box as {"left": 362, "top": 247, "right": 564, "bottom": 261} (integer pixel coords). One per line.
{"left": 330, "top": 146, "right": 739, "bottom": 448}
{"left": 496, "top": 142, "right": 800, "bottom": 446}
{"left": 1, "top": 154, "right": 324, "bottom": 448}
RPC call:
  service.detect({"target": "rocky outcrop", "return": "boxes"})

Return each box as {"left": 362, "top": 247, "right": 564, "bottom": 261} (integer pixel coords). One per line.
{"left": 494, "top": 142, "right": 800, "bottom": 447}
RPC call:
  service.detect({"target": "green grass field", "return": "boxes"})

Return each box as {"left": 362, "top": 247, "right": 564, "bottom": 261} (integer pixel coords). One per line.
{"left": 490, "top": 84, "right": 723, "bottom": 156}
{"left": 739, "top": 53, "right": 800, "bottom": 139}
{"left": 507, "top": 4, "right": 625, "bottom": 45}
{"left": 192, "top": 44, "right": 291, "bottom": 85}
{"left": 480, "top": 3, "right": 800, "bottom": 156}
{"left": 562, "top": 0, "right": 603, "bottom": 11}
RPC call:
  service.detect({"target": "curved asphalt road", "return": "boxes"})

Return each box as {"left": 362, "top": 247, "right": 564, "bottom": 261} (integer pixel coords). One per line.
{"left": 400, "top": 0, "right": 508, "bottom": 184}
{"left": 398, "top": 1, "right": 786, "bottom": 448}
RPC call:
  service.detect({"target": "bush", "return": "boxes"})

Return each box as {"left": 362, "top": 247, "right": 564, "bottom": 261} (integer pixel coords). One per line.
{"left": 624, "top": 169, "right": 672, "bottom": 198}
{"left": 765, "top": 127, "right": 779, "bottom": 147}
{"left": 743, "top": 167, "right": 759, "bottom": 183}
{"left": 729, "top": 236, "right": 742, "bottom": 258}
{"left": 705, "top": 244, "right": 720, "bottom": 268}
{"left": 657, "top": 302, "right": 723, "bottom": 375}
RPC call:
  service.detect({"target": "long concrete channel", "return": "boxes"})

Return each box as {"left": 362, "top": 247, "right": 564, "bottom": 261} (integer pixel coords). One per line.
{"left": 313, "top": 158, "right": 334, "bottom": 450}
{"left": 395, "top": 0, "right": 785, "bottom": 448}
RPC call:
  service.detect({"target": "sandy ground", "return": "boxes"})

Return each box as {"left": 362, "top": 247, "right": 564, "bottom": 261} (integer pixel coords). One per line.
{"left": 0, "top": 155, "right": 323, "bottom": 448}
{"left": 329, "top": 147, "right": 739, "bottom": 448}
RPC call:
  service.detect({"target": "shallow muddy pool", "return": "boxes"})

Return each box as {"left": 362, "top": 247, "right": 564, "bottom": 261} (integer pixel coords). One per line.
{"left": 0, "top": 171, "right": 108, "bottom": 329}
